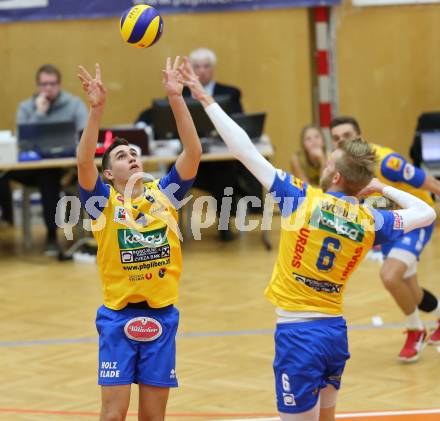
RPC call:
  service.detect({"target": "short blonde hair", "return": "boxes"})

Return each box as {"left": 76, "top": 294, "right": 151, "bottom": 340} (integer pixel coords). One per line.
{"left": 189, "top": 48, "right": 217, "bottom": 66}
{"left": 335, "top": 138, "right": 377, "bottom": 195}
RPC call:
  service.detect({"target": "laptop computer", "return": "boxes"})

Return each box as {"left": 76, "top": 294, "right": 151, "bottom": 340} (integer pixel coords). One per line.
{"left": 18, "top": 121, "right": 78, "bottom": 158}
{"left": 231, "top": 112, "right": 266, "bottom": 142}
{"left": 421, "top": 131, "right": 440, "bottom": 168}
{"left": 97, "top": 128, "right": 149, "bottom": 156}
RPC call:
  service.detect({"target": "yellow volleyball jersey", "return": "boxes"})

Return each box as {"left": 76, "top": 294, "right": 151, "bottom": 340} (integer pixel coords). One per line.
{"left": 372, "top": 144, "right": 433, "bottom": 206}
{"left": 79, "top": 167, "right": 193, "bottom": 310}
{"left": 265, "top": 171, "right": 403, "bottom": 315}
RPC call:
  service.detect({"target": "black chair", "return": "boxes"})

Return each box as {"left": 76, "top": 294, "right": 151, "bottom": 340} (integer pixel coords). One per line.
{"left": 410, "top": 112, "right": 440, "bottom": 167}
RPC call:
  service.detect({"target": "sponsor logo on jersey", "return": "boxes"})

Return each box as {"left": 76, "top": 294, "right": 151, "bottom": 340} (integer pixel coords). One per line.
{"left": 283, "top": 393, "right": 296, "bottom": 406}
{"left": 118, "top": 227, "right": 170, "bottom": 264}
{"left": 99, "top": 361, "right": 120, "bottom": 378}
{"left": 293, "top": 273, "right": 342, "bottom": 294}
{"left": 127, "top": 273, "right": 155, "bottom": 281}
{"left": 310, "top": 208, "right": 365, "bottom": 242}
{"left": 114, "top": 206, "right": 127, "bottom": 223}
{"left": 392, "top": 211, "right": 404, "bottom": 230}
{"left": 403, "top": 163, "right": 415, "bottom": 180}
{"left": 291, "top": 228, "right": 310, "bottom": 269}
{"left": 341, "top": 246, "right": 363, "bottom": 281}
{"left": 120, "top": 245, "right": 170, "bottom": 264}
{"left": 124, "top": 317, "right": 162, "bottom": 342}
{"left": 118, "top": 227, "right": 168, "bottom": 249}
{"left": 386, "top": 156, "right": 403, "bottom": 171}
{"left": 291, "top": 176, "right": 304, "bottom": 190}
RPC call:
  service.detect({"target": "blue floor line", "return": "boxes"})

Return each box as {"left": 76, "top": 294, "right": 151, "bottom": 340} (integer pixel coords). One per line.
{"left": 0, "top": 321, "right": 436, "bottom": 348}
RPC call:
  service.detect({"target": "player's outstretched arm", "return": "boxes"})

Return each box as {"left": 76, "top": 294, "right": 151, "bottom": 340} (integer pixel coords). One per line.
{"left": 421, "top": 175, "right": 440, "bottom": 197}
{"left": 164, "top": 56, "right": 202, "bottom": 180}
{"left": 179, "top": 57, "right": 276, "bottom": 190}
{"left": 360, "top": 178, "right": 436, "bottom": 233}
{"left": 381, "top": 154, "right": 440, "bottom": 196}
{"left": 77, "top": 64, "right": 107, "bottom": 191}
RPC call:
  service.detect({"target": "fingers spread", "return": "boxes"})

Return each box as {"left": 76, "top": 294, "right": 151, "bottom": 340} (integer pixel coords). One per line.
{"left": 78, "top": 65, "right": 93, "bottom": 81}
{"left": 173, "top": 56, "right": 180, "bottom": 71}
{"left": 95, "top": 63, "right": 102, "bottom": 82}
{"left": 77, "top": 73, "right": 88, "bottom": 84}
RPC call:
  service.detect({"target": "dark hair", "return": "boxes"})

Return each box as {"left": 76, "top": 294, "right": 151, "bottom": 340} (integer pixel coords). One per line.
{"left": 101, "top": 138, "right": 130, "bottom": 172}
{"left": 330, "top": 116, "right": 361, "bottom": 135}
{"left": 36, "top": 64, "right": 62, "bottom": 83}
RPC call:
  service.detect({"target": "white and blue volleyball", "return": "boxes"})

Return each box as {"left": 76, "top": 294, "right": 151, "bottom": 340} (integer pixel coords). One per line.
{"left": 120, "top": 5, "right": 163, "bottom": 49}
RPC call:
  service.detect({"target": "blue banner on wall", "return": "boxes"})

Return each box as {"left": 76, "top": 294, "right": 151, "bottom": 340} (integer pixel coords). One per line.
{"left": 0, "top": 0, "right": 338, "bottom": 23}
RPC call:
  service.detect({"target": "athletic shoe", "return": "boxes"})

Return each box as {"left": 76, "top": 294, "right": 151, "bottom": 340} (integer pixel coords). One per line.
{"left": 428, "top": 320, "right": 440, "bottom": 345}
{"left": 398, "top": 329, "right": 427, "bottom": 363}
{"left": 44, "top": 240, "right": 60, "bottom": 257}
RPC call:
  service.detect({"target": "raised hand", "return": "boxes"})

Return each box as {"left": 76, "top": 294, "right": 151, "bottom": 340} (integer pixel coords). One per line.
{"left": 308, "top": 146, "right": 326, "bottom": 162}
{"left": 77, "top": 64, "right": 107, "bottom": 109}
{"left": 163, "top": 56, "right": 183, "bottom": 98}
{"left": 178, "top": 56, "right": 206, "bottom": 102}
{"left": 35, "top": 93, "right": 50, "bottom": 115}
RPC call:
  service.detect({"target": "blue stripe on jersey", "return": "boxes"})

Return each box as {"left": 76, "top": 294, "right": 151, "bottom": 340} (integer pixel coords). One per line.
{"left": 79, "top": 177, "right": 110, "bottom": 220}
{"left": 269, "top": 170, "right": 308, "bottom": 217}
{"left": 371, "top": 208, "right": 404, "bottom": 246}
{"left": 159, "top": 165, "right": 195, "bottom": 206}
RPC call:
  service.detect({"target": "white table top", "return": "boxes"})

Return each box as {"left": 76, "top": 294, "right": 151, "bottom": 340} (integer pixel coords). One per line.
{"left": 0, "top": 136, "right": 274, "bottom": 172}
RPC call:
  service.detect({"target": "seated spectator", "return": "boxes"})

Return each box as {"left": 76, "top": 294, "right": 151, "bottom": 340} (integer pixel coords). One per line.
{"left": 290, "top": 124, "right": 327, "bottom": 186}
{"left": 182, "top": 48, "right": 243, "bottom": 113}
{"left": 1, "top": 64, "right": 88, "bottom": 254}
{"left": 136, "top": 48, "right": 262, "bottom": 241}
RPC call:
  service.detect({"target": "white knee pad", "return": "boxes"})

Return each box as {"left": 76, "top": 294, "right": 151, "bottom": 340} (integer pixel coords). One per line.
{"left": 387, "top": 248, "right": 417, "bottom": 278}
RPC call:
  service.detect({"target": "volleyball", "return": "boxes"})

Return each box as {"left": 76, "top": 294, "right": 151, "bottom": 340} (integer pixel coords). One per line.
{"left": 120, "top": 5, "right": 163, "bottom": 49}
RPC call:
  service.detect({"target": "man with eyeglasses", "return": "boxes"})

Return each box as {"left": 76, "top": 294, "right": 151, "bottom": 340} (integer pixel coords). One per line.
{"left": 183, "top": 48, "right": 243, "bottom": 114}
{"left": 0, "top": 64, "right": 88, "bottom": 254}
{"left": 18, "top": 64, "right": 88, "bottom": 131}
{"left": 184, "top": 48, "right": 263, "bottom": 241}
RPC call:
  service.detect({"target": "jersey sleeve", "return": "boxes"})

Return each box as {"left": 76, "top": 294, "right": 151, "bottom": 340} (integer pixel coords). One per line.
{"left": 79, "top": 176, "right": 110, "bottom": 220}
{"left": 158, "top": 165, "right": 195, "bottom": 205}
{"left": 269, "top": 170, "right": 308, "bottom": 217}
{"left": 380, "top": 153, "right": 426, "bottom": 188}
{"left": 371, "top": 208, "right": 405, "bottom": 245}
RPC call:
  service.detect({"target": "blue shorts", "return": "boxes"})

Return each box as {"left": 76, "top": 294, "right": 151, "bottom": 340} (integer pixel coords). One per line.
{"left": 381, "top": 223, "right": 434, "bottom": 260}
{"left": 96, "top": 304, "right": 179, "bottom": 387}
{"left": 273, "top": 317, "right": 350, "bottom": 414}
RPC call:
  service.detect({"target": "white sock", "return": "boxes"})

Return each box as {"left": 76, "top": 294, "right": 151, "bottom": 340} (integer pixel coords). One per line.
{"left": 406, "top": 308, "right": 424, "bottom": 330}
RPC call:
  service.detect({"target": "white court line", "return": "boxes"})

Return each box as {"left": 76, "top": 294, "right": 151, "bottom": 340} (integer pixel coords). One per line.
{"left": 213, "top": 407, "right": 440, "bottom": 421}
{"left": 336, "top": 408, "right": 440, "bottom": 417}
